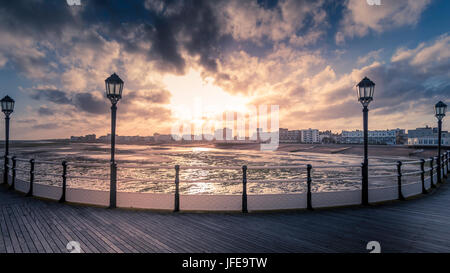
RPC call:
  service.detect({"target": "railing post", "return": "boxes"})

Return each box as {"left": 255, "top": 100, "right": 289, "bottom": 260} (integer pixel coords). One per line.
{"left": 8, "top": 156, "right": 16, "bottom": 190}
{"left": 3, "top": 155, "right": 7, "bottom": 185}
{"left": 26, "top": 159, "right": 34, "bottom": 197}
{"left": 109, "top": 162, "right": 117, "bottom": 208}
{"left": 447, "top": 151, "right": 449, "bottom": 178}
{"left": 397, "top": 161, "right": 405, "bottom": 200}
{"left": 430, "top": 157, "right": 436, "bottom": 188}
{"left": 447, "top": 151, "right": 449, "bottom": 175}
{"left": 242, "top": 165, "right": 248, "bottom": 213}
{"left": 174, "top": 165, "right": 180, "bottom": 212}
{"left": 59, "top": 161, "right": 67, "bottom": 203}
{"left": 443, "top": 153, "right": 447, "bottom": 179}
{"left": 307, "top": 164, "right": 313, "bottom": 210}
{"left": 420, "top": 159, "right": 427, "bottom": 194}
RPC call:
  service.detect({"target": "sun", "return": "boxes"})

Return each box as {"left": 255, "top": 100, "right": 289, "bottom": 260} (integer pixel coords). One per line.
{"left": 163, "top": 69, "right": 250, "bottom": 124}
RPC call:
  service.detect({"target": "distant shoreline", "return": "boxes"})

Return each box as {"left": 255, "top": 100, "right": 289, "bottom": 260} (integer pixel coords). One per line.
{"left": 1, "top": 140, "right": 446, "bottom": 159}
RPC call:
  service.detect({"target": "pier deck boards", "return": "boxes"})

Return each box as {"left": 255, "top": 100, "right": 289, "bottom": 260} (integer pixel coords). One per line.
{"left": 1, "top": 181, "right": 450, "bottom": 253}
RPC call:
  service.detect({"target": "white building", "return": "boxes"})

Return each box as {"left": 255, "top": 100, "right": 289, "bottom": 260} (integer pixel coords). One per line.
{"left": 407, "top": 126, "right": 449, "bottom": 146}
{"left": 340, "top": 129, "right": 401, "bottom": 144}
{"left": 408, "top": 136, "right": 450, "bottom": 146}
{"left": 301, "top": 129, "right": 319, "bottom": 143}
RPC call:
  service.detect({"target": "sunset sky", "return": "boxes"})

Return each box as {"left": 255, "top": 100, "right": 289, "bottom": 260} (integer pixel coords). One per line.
{"left": 0, "top": 0, "right": 449, "bottom": 140}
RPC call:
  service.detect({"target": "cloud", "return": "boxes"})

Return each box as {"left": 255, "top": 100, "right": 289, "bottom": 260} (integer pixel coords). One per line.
{"left": 217, "top": 0, "right": 326, "bottom": 43}
{"left": 37, "top": 106, "right": 54, "bottom": 116}
{"left": 30, "top": 88, "right": 72, "bottom": 105}
{"left": 73, "top": 93, "right": 109, "bottom": 115}
{"left": 336, "top": 0, "right": 431, "bottom": 43}
{"left": 32, "top": 123, "right": 59, "bottom": 130}
{"left": 357, "top": 49, "right": 383, "bottom": 65}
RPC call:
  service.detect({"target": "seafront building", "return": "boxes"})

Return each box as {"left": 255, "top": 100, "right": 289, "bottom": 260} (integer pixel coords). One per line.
{"left": 279, "top": 128, "right": 301, "bottom": 143}
{"left": 301, "top": 129, "right": 320, "bottom": 143}
{"left": 340, "top": 129, "right": 406, "bottom": 145}
{"left": 407, "top": 125, "right": 450, "bottom": 146}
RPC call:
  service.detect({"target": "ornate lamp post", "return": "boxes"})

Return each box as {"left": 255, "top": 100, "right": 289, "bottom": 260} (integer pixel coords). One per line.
{"left": 105, "top": 73, "right": 124, "bottom": 208}
{"left": 435, "top": 101, "right": 447, "bottom": 184}
{"left": 356, "top": 77, "right": 375, "bottom": 205}
{"left": 1, "top": 95, "right": 15, "bottom": 185}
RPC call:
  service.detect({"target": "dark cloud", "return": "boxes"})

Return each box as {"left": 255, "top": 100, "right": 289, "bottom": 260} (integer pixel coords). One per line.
{"left": 0, "top": 0, "right": 226, "bottom": 75}
{"left": 32, "top": 123, "right": 59, "bottom": 130}
{"left": 37, "top": 106, "right": 54, "bottom": 116}
{"left": 29, "top": 88, "right": 109, "bottom": 115}
{"left": 73, "top": 93, "right": 109, "bottom": 114}
{"left": 125, "top": 90, "right": 171, "bottom": 104}
{"left": 30, "top": 89, "right": 72, "bottom": 104}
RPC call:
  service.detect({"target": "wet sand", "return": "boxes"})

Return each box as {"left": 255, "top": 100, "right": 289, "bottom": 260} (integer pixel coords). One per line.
{"left": 206, "top": 143, "right": 446, "bottom": 159}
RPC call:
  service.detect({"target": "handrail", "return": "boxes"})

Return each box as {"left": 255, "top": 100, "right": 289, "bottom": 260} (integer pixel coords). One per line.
{"left": 66, "top": 175, "right": 110, "bottom": 180}
{"left": 34, "top": 160, "right": 62, "bottom": 165}
{"left": 15, "top": 158, "right": 30, "bottom": 162}
{"left": 401, "top": 160, "right": 423, "bottom": 165}
{"left": 309, "top": 164, "right": 361, "bottom": 169}
{"left": 368, "top": 174, "right": 398, "bottom": 179}
{"left": 67, "top": 163, "right": 108, "bottom": 167}
{"left": 3, "top": 151, "right": 447, "bottom": 213}
{"left": 369, "top": 163, "right": 397, "bottom": 167}
{"left": 312, "top": 176, "right": 361, "bottom": 182}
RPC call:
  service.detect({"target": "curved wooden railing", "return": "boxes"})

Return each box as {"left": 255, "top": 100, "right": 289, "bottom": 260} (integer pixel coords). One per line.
{"left": 0, "top": 151, "right": 449, "bottom": 212}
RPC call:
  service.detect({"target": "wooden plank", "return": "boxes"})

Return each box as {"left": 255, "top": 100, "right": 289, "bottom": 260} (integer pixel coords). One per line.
{"left": 1, "top": 179, "right": 450, "bottom": 253}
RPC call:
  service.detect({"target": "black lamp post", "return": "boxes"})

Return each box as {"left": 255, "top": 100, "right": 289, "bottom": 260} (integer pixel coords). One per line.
{"left": 1, "top": 95, "right": 14, "bottom": 185}
{"left": 105, "top": 73, "right": 124, "bottom": 208}
{"left": 435, "top": 101, "right": 447, "bottom": 184}
{"left": 356, "top": 77, "right": 375, "bottom": 205}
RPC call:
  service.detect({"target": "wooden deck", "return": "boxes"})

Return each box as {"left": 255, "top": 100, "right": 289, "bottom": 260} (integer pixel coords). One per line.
{"left": 1, "top": 180, "right": 450, "bottom": 253}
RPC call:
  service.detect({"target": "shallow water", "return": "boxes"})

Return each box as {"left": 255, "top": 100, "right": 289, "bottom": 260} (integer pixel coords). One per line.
{"left": 2, "top": 142, "right": 423, "bottom": 194}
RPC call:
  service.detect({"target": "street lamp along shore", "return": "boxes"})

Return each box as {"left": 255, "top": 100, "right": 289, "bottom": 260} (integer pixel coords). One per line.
{"left": 1, "top": 95, "right": 15, "bottom": 185}
{"left": 435, "top": 101, "right": 447, "bottom": 184}
{"left": 105, "top": 73, "right": 124, "bottom": 208}
{"left": 356, "top": 77, "right": 375, "bottom": 205}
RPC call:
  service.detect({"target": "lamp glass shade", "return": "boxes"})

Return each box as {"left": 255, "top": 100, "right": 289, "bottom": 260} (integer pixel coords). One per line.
{"left": 435, "top": 101, "right": 447, "bottom": 120}
{"left": 356, "top": 77, "right": 375, "bottom": 107}
{"left": 1, "top": 95, "right": 15, "bottom": 115}
{"left": 105, "top": 73, "right": 124, "bottom": 103}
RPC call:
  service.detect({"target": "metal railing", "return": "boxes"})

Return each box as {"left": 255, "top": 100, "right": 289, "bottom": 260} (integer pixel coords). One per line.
{"left": 1, "top": 151, "right": 449, "bottom": 212}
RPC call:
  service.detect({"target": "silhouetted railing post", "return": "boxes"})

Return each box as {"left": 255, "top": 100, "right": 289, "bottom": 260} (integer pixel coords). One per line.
{"left": 26, "top": 159, "right": 34, "bottom": 197}
{"left": 242, "top": 165, "right": 248, "bottom": 213}
{"left": 447, "top": 151, "right": 450, "bottom": 173}
{"left": 109, "top": 162, "right": 117, "bottom": 208}
{"left": 360, "top": 162, "right": 366, "bottom": 205}
{"left": 447, "top": 151, "right": 449, "bottom": 177}
{"left": 420, "top": 159, "right": 427, "bottom": 194}
{"left": 430, "top": 157, "right": 435, "bottom": 188}
{"left": 441, "top": 153, "right": 447, "bottom": 178}
{"left": 59, "top": 161, "right": 67, "bottom": 203}
{"left": 9, "top": 156, "right": 16, "bottom": 190}
{"left": 443, "top": 153, "right": 447, "bottom": 179}
{"left": 174, "top": 165, "right": 180, "bottom": 212}
{"left": 2, "top": 155, "right": 7, "bottom": 185}
{"left": 307, "top": 164, "right": 313, "bottom": 210}
{"left": 397, "top": 161, "right": 405, "bottom": 200}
